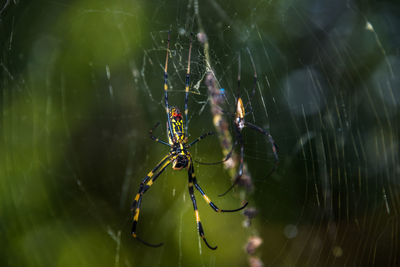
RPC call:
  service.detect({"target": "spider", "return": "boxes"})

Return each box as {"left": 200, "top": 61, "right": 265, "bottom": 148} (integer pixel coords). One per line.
{"left": 198, "top": 52, "right": 279, "bottom": 197}
{"left": 131, "top": 32, "right": 248, "bottom": 250}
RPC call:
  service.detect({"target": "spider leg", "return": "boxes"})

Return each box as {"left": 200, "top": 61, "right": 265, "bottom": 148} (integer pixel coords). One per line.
{"left": 188, "top": 131, "right": 215, "bottom": 147}
{"left": 149, "top": 122, "right": 171, "bottom": 147}
{"left": 194, "top": 139, "right": 237, "bottom": 165}
{"left": 131, "top": 155, "right": 172, "bottom": 247}
{"left": 219, "top": 122, "right": 279, "bottom": 196}
{"left": 193, "top": 177, "right": 248, "bottom": 212}
{"left": 131, "top": 154, "right": 170, "bottom": 210}
{"left": 188, "top": 162, "right": 217, "bottom": 250}
{"left": 184, "top": 33, "right": 193, "bottom": 135}
{"left": 163, "top": 31, "right": 174, "bottom": 140}
{"left": 218, "top": 128, "right": 244, "bottom": 197}
{"left": 245, "top": 122, "right": 279, "bottom": 164}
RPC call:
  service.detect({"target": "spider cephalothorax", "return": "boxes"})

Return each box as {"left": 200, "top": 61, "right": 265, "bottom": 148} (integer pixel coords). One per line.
{"left": 170, "top": 107, "right": 182, "bottom": 121}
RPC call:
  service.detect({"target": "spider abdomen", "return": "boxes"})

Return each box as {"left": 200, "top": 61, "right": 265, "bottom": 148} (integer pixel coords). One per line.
{"left": 170, "top": 107, "right": 186, "bottom": 142}
{"left": 172, "top": 154, "right": 190, "bottom": 170}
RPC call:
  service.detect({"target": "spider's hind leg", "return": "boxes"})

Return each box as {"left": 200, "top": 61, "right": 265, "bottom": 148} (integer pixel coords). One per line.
{"left": 131, "top": 155, "right": 172, "bottom": 247}
{"left": 187, "top": 162, "right": 217, "bottom": 250}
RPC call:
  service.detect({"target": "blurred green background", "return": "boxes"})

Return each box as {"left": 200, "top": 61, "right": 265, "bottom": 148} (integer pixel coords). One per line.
{"left": 1, "top": 0, "right": 399, "bottom": 266}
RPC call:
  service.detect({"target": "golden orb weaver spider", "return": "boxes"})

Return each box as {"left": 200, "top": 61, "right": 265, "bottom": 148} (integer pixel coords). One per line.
{"left": 197, "top": 52, "right": 279, "bottom": 197}
{"left": 131, "top": 32, "right": 248, "bottom": 250}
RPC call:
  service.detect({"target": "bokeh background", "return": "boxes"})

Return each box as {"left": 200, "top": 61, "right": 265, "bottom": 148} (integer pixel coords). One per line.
{"left": 1, "top": 0, "right": 399, "bottom": 266}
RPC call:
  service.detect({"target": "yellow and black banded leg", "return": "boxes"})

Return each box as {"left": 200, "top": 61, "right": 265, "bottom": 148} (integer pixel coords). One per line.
{"left": 193, "top": 177, "right": 248, "bottom": 213}
{"left": 163, "top": 31, "right": 174, "bottom": 139}
{"left": 131, "top": 154, "right": 170, "bottom": 210}
{"left": 149, "top": 122, "right": 170, "bottom": 147}
{"left": 184, "top": 33, "right": 192, "bottom": 135}
{"left": 131, "top": 156, "right": 171, "bottom": 247}
{"left": 188, "top": 163, "right": 217, "bottom": 250}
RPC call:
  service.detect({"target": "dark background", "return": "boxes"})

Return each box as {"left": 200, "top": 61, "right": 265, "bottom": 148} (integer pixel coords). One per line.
{"left": 1, "top": 0, "right": 399, "bottom": 266}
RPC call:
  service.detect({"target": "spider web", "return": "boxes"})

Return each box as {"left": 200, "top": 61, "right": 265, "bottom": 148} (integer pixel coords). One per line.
{"left": 1, "top": 0, "right": 399, "bottom": 267}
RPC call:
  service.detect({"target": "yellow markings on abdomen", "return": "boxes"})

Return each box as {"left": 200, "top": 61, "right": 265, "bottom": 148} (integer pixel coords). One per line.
{"left": 195, "top": 210, "right": 200, "bottom": 222}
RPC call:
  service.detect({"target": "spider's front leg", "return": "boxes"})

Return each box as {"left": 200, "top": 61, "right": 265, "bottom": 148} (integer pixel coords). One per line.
{"left": 188, "top": 131, "right": 215, "bottom": 147}
{"left": 149, "top": 122, "right": 170, "bottom": 147}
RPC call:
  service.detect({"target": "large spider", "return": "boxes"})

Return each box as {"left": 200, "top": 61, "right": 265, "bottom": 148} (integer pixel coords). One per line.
{"left": 131, "top": 32, "right": 248, "bottom": 250}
